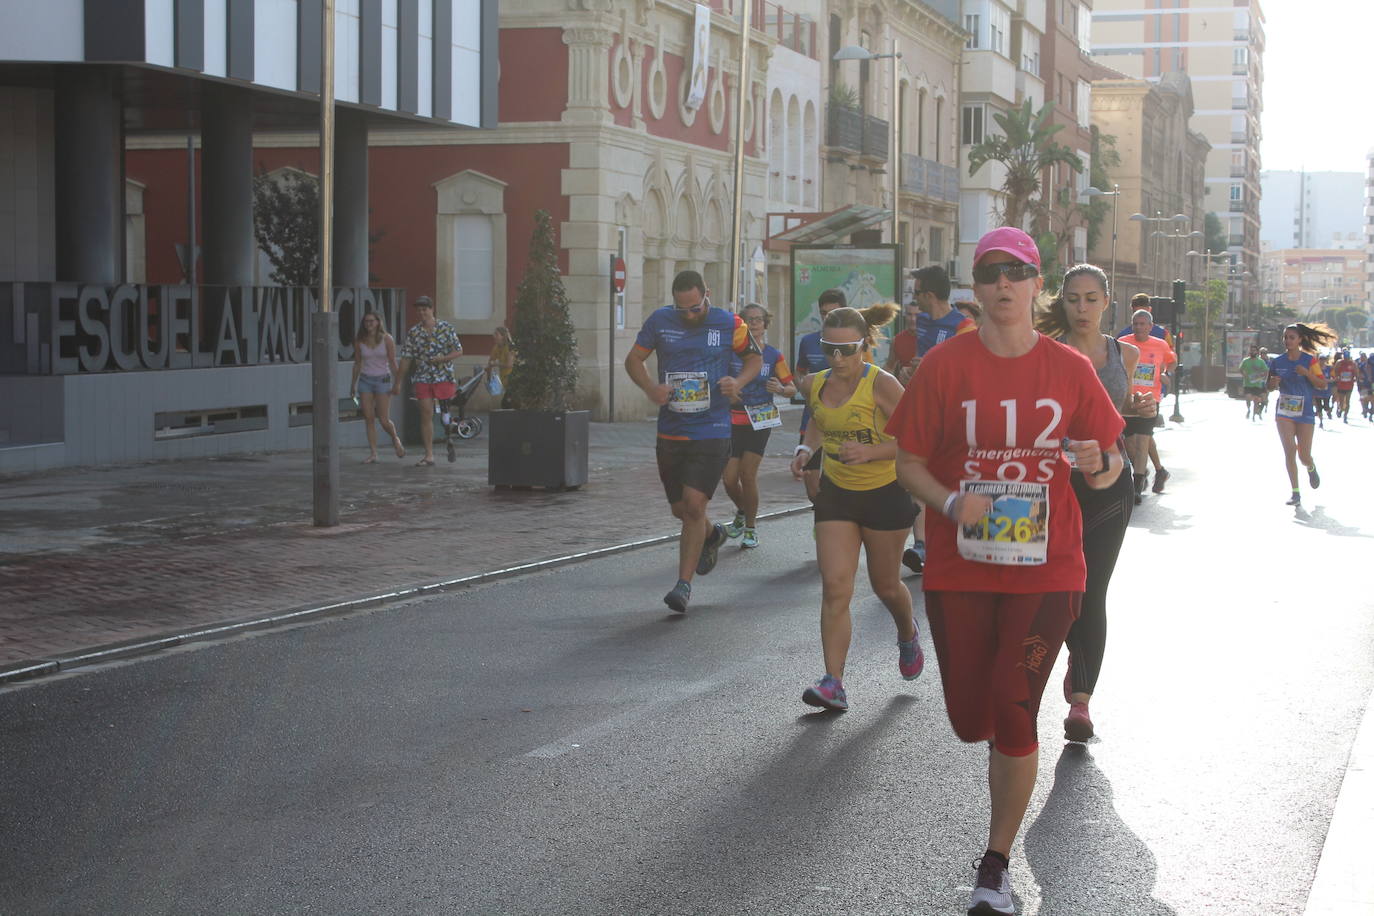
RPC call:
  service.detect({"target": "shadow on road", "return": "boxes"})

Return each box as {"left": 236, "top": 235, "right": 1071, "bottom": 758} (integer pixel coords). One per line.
{"left": 1023, "top": 743, "right": 1176, "bottom": 915}
{"left": 1127, "top": 499, "right": 1193, "bottom": 537}
{"left": 1294, "top": 505, "right": 1373, "bottom": 538}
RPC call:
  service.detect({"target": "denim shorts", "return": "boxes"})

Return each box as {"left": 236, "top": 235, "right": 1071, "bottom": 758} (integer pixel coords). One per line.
{"left": 357, "top": 373, "right": 392, "bottom": 395}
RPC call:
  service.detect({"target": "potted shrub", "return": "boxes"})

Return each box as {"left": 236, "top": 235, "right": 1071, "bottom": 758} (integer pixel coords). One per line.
{"left": 488, "top": 210, "right": 590, "bottom": 490}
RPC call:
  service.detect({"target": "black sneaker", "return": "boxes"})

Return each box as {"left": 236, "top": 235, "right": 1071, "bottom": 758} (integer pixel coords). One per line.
{"left": 1151, "top": 468, "right": 1170, "bottom": 494}
{"left": 696, "top": 523, "right": 725, "bottom": 576}
{"left": 1133, "top": 473, "right": 1148, "bottom": 496}
{"left": 902, "top": 546, "right": 925, "bottom": 575}
{"left": 663, "top": 580, "right": 691, "bottom": 613}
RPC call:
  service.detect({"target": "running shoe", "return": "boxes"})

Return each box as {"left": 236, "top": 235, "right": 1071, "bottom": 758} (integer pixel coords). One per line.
{"left": 1308, "top": 466, "right": 1321, "bottom": 489}
{"left": 1151, "top": 468, "right": 1170, "bottom": 494}
{"left": 898, "top": 626, "right": 925, "bottom": 680}
{"left": 740, "top": 528, "right": 759, "bottom": 549}
{"left": 1133, "top": 473, "right": 1148, "bottom": 497}
{"left": 802, "top": 674, "right": 848, "bottom": 711}
{"left": 969, "top": 856, "right": 1014, "bottom": 915}
{"left": 1286, "top": 492, "right": 1301, "bottom": 506}
{"left": 663, "top": 580, "right": 691, "bottom": 613}
{"left": 724, "top": 512, "right": 746, "bottom": 539}
{"left": 696, "top": 523, "right": 725, "bottom": 576}
{"left": 902, "top": 541, "right": 926, "bottom": 575}
{"left": 1064, "top": 702, "right": 1094, "bottom": 742}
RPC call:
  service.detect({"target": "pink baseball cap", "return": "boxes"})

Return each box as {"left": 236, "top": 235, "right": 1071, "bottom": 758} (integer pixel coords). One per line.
{"left": 973, "top": 227, "right": 1041, "bottom": 269}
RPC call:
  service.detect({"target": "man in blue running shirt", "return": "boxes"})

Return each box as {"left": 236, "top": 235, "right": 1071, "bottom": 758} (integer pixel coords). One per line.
{"left": 625, "top": 270, "right": 761, "bottom": 613}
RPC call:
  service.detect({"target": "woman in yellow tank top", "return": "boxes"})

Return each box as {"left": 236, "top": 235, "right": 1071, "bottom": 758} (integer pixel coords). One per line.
{"left": 789, "top": 304, "right": 922, "bottom": 711}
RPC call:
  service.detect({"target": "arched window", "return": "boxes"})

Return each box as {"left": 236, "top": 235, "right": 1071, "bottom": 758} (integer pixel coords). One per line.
{"left": 769, "top": 89, "right": 785, "bottom": 202}
{"left": 803, "top": 101, "right": 817, "bottom": 207}
{"left": 787, "top": 96, "right": 801, "bottom": 205}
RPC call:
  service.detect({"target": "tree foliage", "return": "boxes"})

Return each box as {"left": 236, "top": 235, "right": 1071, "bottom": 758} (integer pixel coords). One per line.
{"left": 252, "top": 167, "right": 319, "bottom": 287}
{"left": 967, "top": 99, "right": 1084, "bottom": 230}
{"left": 1203, "top": 213, "right": 1227, "bottom": 258}
{"left": 1184, "top": 278, "right": 1227, "bottom": 364}
{"left": 503, "top": 210, "right": 580, "bottom": 412}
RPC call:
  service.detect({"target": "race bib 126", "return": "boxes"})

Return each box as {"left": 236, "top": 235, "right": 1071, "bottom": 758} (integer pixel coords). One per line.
{"left": 956, "top": 480, "right": 1050, "bottom": 566}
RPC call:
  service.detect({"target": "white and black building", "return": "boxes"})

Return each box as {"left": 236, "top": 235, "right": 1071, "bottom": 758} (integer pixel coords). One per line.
{"left": 0, "top": 0, "right": 494, "bottom": 470}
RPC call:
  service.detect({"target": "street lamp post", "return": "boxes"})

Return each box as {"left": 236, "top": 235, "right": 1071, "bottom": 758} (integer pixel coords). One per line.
{"left": 1129, "top": 212, "right": 1189, "bottom": 296}
{"left": 833, "top": 41, "right": 902, "bottom": 253}
{"left": 1082, "top": 185, "right": 1120, "bottom": 326}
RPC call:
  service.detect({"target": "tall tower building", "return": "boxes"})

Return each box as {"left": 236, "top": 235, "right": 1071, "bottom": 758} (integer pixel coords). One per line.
{"left": 1089, "top": 0, "right": 1265, "bottom": 309}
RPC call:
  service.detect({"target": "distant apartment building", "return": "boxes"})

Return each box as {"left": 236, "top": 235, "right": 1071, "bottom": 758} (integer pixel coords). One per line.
{"left": 1039, "top": 0, "right": 1096, "bottom": 268}
{"left": 1088, "top": 72, "right": 1208, "bottom": 314}
{"left": 1260, "top": 170, "right": 1364, "bottom": 251}
{"left": 957, "top": 0, "right": 1048, "bottom": 277}
{"left": 1089, "top": 0, "right": 1264, "bottom": 309}
{"left": 1367, "top": 151, "right": 1374, "bottom": 309}
{"left": 1262, "top": 248, "right": 1367, "bottom": 316}
{"left": 819, "top": 0, "right": 963, "bottom": 276}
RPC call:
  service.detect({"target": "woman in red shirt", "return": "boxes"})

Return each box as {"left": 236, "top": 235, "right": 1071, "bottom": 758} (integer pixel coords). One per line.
{"left": 887, "top": 228, "right": 1125, "bottom": 915}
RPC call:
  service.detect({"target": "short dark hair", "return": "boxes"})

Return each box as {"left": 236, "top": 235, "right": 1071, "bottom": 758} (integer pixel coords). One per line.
{"left": 672, "top": 270, "right": 706, "bottom": 296}
{"left": 1130, "top": 293, "right": 1151, "bottom": 308}
{"left": 911, "top": 265, "right": 950, "bottom": 300}
{"left": 414, "top": 296, "right": 434, "bottom": 309}
{"left": 817, "top": 288, "right": 847, "bottom": 308}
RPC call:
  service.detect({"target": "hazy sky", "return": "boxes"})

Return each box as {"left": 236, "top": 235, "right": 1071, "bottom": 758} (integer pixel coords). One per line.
{"left": 1260, "top": 0, "right": 1368, "bottom": 173}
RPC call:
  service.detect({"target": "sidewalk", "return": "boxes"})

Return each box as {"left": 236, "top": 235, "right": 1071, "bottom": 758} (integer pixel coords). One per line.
{"left": 0, "top": 409, "right": 812, "bottom": 678}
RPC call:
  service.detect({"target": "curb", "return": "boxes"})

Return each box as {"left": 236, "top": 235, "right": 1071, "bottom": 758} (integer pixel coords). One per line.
{"left": 0, "top": 503, "right": 814, "bottom": 687}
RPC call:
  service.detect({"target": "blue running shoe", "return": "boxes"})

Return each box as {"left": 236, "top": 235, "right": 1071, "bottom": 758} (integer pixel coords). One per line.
{"left": 802, "top": 674, "right": 848, "bottom": 711}
{"left": 697, "top": 523, "right": 725, "bottom": 575}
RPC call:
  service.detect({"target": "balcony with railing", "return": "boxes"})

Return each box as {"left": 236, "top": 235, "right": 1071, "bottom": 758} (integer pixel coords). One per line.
{"left": 900, "top": 154, "right": 959, "bottom": 203}
{"left": 825, "top": 106, "right": 888, "bottom": 161}
{"left": 751, "top": 0, "right": 816, "bottom": 59}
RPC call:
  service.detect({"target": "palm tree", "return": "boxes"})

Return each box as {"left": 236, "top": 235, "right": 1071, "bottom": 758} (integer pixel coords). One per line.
{"left": 966, "top": 99, "right": 1084, "bottom": 231}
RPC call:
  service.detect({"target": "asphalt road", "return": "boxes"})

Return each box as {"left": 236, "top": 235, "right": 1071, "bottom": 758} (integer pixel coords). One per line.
{"left": 2, "top": 394, "right": 1371, "bottom": 915}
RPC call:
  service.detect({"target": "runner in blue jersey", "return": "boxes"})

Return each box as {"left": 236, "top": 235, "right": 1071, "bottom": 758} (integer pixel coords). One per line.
{"left": 625, "top": 270, "right": 761, "bottom": 612}
{"left": 883, "top": 265, "right": 974, "bottom": 575}
{"left": 1268, "top": 322, "right": 1336, "bottom": 506}
{"left": 1358, "top": 352, "right": 1374, "bottom": 420}
{"left": 721, "top": 304, "right": 795, "bottom": 549}
{"left": 794, "top": 289, "right": 848, "bottom": 503}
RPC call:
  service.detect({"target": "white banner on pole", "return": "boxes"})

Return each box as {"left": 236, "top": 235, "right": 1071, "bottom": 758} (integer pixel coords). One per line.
{"left": 686, "top": 4, "right": 711, "bottom": 111}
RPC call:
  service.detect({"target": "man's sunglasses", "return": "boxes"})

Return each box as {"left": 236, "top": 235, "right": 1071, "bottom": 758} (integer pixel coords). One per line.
{"left": 972, "top": 261, "right": 1039, "bottom": 285}
{"left": 820, "top": 339, "right": 863, "bottom": 358}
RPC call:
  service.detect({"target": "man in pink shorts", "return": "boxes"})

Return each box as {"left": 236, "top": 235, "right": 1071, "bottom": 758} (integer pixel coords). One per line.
{"left": 394, "top": 296, "right": 463, "bottom": 466}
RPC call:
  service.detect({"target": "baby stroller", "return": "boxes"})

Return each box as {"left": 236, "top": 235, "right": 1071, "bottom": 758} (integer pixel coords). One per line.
{"left": 423, "top": 367, "right": 486, "bottom": 463}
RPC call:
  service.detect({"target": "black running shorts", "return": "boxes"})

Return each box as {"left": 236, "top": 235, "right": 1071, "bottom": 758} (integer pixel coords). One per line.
{"left": 812, "top": 476, "right": 918, "bottom": 531}
{"left": 1123, "top": 415, "right": 1156, "bottom": 437}
{"left": 656, "top": 437, "right": 731, "bottom": 505}
{"left": 730, "top": 423, "right": 772, "bottom": 459}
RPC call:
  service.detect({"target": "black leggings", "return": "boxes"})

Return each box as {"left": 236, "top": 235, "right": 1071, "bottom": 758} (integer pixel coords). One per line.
{"left": 1065, "top": 453, "right": 1134, "bottom": 697}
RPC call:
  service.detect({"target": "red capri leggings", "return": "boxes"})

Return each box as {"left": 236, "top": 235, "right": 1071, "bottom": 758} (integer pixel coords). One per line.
{"left": 925, "top": 591, "right": 1081, "bottom": 757}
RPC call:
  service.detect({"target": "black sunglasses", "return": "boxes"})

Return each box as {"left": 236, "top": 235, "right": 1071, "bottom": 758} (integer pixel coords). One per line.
{"left": 820, "top": 339, "right": 863, "bottom": 358}
{"left": 972, "top": 261, "right": 1039, "bottom": 285}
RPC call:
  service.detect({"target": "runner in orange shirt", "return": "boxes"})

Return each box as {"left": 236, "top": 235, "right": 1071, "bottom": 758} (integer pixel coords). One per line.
{"left": 1118, "top": 309, "right": 1176, "bottom": 502}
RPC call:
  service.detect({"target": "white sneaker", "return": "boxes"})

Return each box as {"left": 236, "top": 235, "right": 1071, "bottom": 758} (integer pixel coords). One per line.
{"left": 968, "top": 856, "right": 1014, "bottom": 914}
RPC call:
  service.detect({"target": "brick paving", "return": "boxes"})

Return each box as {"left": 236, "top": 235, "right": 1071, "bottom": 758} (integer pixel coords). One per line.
{"left": 0, "top": 410, "right": 812, "bottom": 673}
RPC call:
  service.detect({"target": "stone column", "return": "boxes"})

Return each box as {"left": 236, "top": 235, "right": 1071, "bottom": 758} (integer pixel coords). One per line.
{"left": 54, "top": 68, "right": 122, "bottom": 283}
{"left": 201, "top": 83, "right": 255, "bottom": 285}
{"left": 332, "top": 107, "right": 369, "bottom": 287}
{"left": 562, "top": 28, "right": 614, "bottom": 125}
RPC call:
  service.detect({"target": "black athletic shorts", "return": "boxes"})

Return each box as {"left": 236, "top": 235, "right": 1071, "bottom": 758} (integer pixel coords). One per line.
{"left": 812, "top": 476, "right": 918, "bottom": 531}
{"left": 1123, "top": 415, "right": 1156, "bottom": 437}
{"left": 730, "top": 423, "right": 772, "bottom": 458}
{"left": 1244, "top": 386, "right": 1265, "bottom": 398}
{"left": 656, "top": 437, "right": 731, "bottom": 504}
